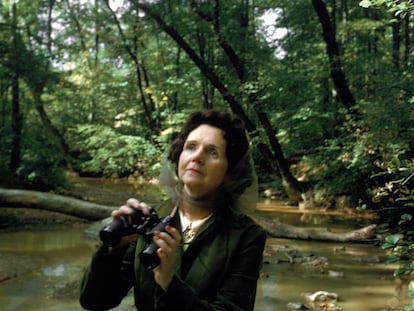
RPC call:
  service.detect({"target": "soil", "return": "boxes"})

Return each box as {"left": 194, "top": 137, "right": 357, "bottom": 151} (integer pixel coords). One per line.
{"left": 0, "top": 253, "right": 45, "bottom": 282}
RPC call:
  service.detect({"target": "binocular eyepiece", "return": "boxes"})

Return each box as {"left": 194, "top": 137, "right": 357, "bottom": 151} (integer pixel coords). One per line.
{"left": 99, "top": 206, "right": 173, "bottom": 270}
{"left": 139, "top": 215, "right": 173, "bottom": 270}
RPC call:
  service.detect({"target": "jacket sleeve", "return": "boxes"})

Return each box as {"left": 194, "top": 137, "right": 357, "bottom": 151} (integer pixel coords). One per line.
{"left": 79, "top": 242, "right": 136, "bottom": 310}
{"left": 154, "top": 224, "right": 267, "bottom": 311}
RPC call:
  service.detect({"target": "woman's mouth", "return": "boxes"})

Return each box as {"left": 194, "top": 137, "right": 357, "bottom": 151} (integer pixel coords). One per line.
{"left": 187, "top": 167, "right": 201, "bottom": 174}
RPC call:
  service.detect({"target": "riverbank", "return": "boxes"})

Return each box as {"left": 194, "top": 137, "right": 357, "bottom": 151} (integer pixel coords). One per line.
{"left": 0, "top": 207, "right": 89, "bottom": 282}
{"left": 0, "top": 178, "right": 374, "bottom": 283}
{"left": 0, "top": 183, "right": 94, "bottom": 281}
{"left": 0, "top": 178, "right": 405, "bottom": 311}
{"left": 0, "top": 175, "right": 147, "bottom": 231}
{"left": 0, "top": 177, "right": 156, "bottom": 284}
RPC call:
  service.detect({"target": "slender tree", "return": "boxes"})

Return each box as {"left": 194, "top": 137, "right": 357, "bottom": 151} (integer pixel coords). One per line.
{"left": 311, "top": 0, "right": 356, "bottom": 113}
{"left": 9, "top": 3, "right": 21, "bottom": 172}
{"left": 392, "top": 15, "right": 401, "bottom": 69}
{"left": 23, "top": 0, "right": 70, "bottom": 157}
{"left": 104, "top": 0, "right": 157, "bottom": 131}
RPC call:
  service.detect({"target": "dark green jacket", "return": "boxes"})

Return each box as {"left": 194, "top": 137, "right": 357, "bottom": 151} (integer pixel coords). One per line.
{"left": 80, "top": 200, "right": 267, "bottom": 311}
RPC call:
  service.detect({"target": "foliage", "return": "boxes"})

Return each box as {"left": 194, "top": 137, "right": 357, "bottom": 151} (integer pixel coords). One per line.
{"left": 0, "top": 0, "right": 412, "bottom": 207}
{"left": 0, "top": 115, "right": 68, "bottom": 190}
{"left": 0, "top": 2, "right": 413, "bottom": 308}
{"left": 370, "top": 158, "right": 414, "bottom": 310}
{"left": 360, "top": 0, "right": 414, "bottom": 17}
{"left": 67, "top": 125, "right": 162, "bottom": 179}
{"left": 16, "top": 141, "right": 67, "bottom": 191}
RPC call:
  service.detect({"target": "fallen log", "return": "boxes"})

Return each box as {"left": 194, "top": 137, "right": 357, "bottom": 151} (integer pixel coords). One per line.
{"left": 252, "top": 215, "right": 377, "bottom": 242}
{"left": 0, "top": 188, "right": 377, "bottom": 242}
{"left": 0, "top": 188, "right": 114, "bottom": 221}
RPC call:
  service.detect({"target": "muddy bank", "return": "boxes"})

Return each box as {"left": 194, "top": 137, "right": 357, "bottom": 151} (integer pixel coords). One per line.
{"left": 0, "top": 207, "right": 89, "bottom": 285}
{"left": 0, "top": 207, "right": 89, "bottom": 231}
{"left": 0, "top": 176, "right": 132, "bottom": 231}
{"left": 0, "top": 187, "right": 92, "bottom": 283}
{"left": 0, "top": 178, "right": 158, "bottom": 285}
{"left": 0, "top": 253, "right": 44, "bottom": 282}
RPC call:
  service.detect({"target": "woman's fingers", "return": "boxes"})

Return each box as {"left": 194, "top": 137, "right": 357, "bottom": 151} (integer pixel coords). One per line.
{"left": 154, "top": 226, "right": 181, "bottom": 254}
{"left": 152, "top": 226, "right": 180, "bottom": 290}
{"left": 164, "top": 225, "right": 181, "bottom": 246}
{"left": 111, "top": 205, "right": 135, "bottom": 218}
{"left": 111, "top": 198, "right": 151, "bottom": 218}
{"left": 107, "top": 198, "right": 154, "bottom": 247}
{"left": 127, "top": 198, "right": 151, "bottom": 215}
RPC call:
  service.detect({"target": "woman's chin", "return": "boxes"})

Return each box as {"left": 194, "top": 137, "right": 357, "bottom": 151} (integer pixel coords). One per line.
{"left": 183, "top": 188, "right": 207, "bottom": 200}
{"left": 184, "top": 186, "right": 221, "bottom": 201}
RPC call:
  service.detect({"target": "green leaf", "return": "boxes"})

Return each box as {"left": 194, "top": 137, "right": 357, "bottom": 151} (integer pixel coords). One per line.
{"left": 399, "top": 214, "right": 413, "bottom": 225}
{"left": 385, "top": 234, "right": 403, "bottom": 245}
{"left": 386, "top": 254, "right": 401, "bottom": 264}
{"left": 359, "top": 0, "right": 373, "bottom": 8}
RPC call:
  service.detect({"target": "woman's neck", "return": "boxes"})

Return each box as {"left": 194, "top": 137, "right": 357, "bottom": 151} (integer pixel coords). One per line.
{"left": 178, "top": 188, "right": 225, "bottom": 221}
{"left": 179, "top": 199, "right": 213, "bottom": 221}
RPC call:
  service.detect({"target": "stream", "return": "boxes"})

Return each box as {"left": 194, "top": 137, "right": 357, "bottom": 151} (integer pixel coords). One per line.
{"left": 0, "top": 177, "right": 405, "bottom": 311}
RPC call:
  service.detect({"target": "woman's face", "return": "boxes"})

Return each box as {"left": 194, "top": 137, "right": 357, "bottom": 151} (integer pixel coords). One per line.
{"left": 178, "top": 124, "right": 228, "bottom": 199}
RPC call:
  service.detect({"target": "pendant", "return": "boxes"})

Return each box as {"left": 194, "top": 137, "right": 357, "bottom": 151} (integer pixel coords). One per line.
{"left": 183, "top": 224, "right": 196, "bottom": 240}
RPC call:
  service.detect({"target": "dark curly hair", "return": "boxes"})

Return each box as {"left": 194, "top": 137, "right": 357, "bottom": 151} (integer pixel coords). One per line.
{"left": 168, "top": 109, "right": 249, "bottom": 172}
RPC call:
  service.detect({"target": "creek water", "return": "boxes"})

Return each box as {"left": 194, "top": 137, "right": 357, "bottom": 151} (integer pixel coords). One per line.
{"left": 0, "top": 178, "right": 405, "bottom": 311}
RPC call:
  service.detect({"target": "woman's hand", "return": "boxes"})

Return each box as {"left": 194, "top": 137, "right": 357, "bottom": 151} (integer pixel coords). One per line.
{"left": 111, "top": 198, "right": 151, "bottom": 247}
{"left": 152, "top": 225, "right": 181, "bottom": 291}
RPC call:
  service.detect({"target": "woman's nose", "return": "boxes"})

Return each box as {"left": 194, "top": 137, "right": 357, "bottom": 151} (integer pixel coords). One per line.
{"left": 190, "top": 147, "right": 204, "bottom": 163}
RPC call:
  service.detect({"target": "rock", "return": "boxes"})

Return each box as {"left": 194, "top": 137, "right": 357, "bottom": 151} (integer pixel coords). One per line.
{"left": 286, "top": 302, "right": 309, "bottom": 310}
{"left": 318, "top": 302, "right": 343, "bottom": 310}
{"left": 263, "top": 244, "right": 330, "bottom": 271}
{"left": 327, "top": 270, "right": 344, "bottom": 278}
{"left": 301, "top": 290, "right": 339, "bottom": 303}
{"left": 300, "top": 290, "right": 341, "bottom": 310}
{"left": 262, "top": 188, "right": 280, "bottom": 199}
{"left": 332, "top": 246, "right": 346, "bottom": 253}
{"left": 351, "top": 255, "right": 381, "bottom": 263}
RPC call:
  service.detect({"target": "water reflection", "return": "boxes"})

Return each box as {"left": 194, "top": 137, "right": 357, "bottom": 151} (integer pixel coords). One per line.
{"left": 256, "top": 238, "right": 399, "bottom": 311}
{"left": 1, "top": 230, "right": 89, "bottom": 252}
{"left": 0, "top": 228, "right": 402, "bottom": 311}
{"left": 43, "top": 264, "right": 67, "bottom": 277}
{"left": 0, "top": 229, "right": 90, "bottom": 311}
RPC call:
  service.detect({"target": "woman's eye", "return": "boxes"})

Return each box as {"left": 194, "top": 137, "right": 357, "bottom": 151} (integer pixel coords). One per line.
{"left": 185, "top": 143, "right": 196, "bottom": 150}
{"left": 207, "top": 148, "right": 218, "bottom": 157}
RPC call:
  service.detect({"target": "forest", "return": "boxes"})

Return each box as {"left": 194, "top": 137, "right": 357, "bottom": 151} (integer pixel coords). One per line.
{"left": 0, "top": 0, "right": 413, "bottom": 307}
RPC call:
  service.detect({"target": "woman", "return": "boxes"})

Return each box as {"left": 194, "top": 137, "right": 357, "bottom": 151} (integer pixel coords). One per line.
{"left": 80, "top": 109, "right": 267, "bottom": 311}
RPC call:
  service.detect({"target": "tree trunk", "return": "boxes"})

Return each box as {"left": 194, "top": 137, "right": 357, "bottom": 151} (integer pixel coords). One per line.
{"left": 34, "top": 91, "right": 70, "bottom": 156}
{"left": 392, "top": 16, "right": 401, "bottom": 69}
{"left": 252, "top": 215, "right": 377, "bottom": 242}
{"left": 403, "top": 13, "right": 410, "bottom": 66}
{"left": 312, "top": 0, "right": 356, "bottom": 112}
{"left": 10, "top": 3, "right": 22, "bottom": 173}
{"left": 104, "top": 0, "right": 155, "bottom": 131}
{"left": 0, "top": 188, "right": 113, "bottom": 221}
{"left": 26, "top": 1, "right": 70, "bottom": 161}
{"left": 0, "top": 188, "right": 376, "bottom": 242}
